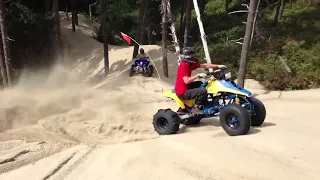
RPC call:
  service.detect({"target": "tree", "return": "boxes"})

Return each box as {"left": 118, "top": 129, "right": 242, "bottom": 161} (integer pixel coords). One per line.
{"left": 237, "top": 0, "right": 258, "bottom": 88}
{"left": 100, "top": 0, "right": 109, "bottom": 76}
{"left": 132, "top": 0, "right": 148, "bottom": 59}
{"left": 0, "top": 0, "right": 12, "bottom": 86}
{"left": 71, "top": 0, "right": 76, "bottom": 32}
{"left": 161, "top": 0, "right": 168, "bottom": 77}
{"left": 167, "top": 0, "right": 181, "bottom": 64}
{"left": 0, "top": 33, "right": 6, "bottom": 86}
{"left": 184, "top": 0, "right": 192, "bottom": 48}
{"left": 274, "top": 0, "right": 285, "bottom": 23}
{"left": 53, "top": 0, "right": 64, "bottom": 60}
{"left": 179, "top": 0, "right": 186, "bottom": 48}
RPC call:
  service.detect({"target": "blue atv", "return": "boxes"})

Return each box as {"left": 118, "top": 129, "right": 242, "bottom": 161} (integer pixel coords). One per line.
{"left": 129, "top": 58, "right": 153, "bottom": 77}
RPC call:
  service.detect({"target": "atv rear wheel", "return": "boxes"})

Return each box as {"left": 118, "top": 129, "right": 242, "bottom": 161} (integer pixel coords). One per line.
{"left": 219, "top": 104, "right": 251, "bottom": 136}
{"left": 146, "top": 65, "right": 153, "bottom": 77}
{"left": 129, "top": 65, "right": 134, "bottom": 77}
{"left": 153, "top": 109, "right": 180, "bottom": 135}
{"left": 184, "top": 115, "right": 204, "bottom": 125}
{"left": 249, "top": 97, "right": 266, "bottom": 126}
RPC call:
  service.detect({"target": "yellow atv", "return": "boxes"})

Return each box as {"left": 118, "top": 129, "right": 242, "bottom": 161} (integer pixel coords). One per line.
{"left": 152, "top": 68, "right": 266, "bottom": 136}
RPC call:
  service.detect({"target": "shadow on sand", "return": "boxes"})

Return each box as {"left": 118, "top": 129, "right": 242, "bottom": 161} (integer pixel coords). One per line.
{"left": 178, "top": 118, "right": 276, "bottom": 136}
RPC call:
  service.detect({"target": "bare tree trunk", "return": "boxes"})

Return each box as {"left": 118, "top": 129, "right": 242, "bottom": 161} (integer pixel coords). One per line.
{"left": 308, "top": 0, "right": 313, "bottom": 11}
{"left": 53, "top": 0, "right": 64, "bottom": 60}
{"left": 184, "top": 0, "right": 192, "bottom": 48}
{"left": 100, "top": 0, "right": 109, "bottom": 76}
{"left": 250, "top": 0, "right": 261, "bottom": 47}
{"left": 132, "top": 0, "right": 147, "bottom": 59}
{"left": 199, "top": 0, "right": 206, "bottom": 15}
{"left": 274, "top": 0, "right": 284, "bottom": 23}
{"left": 71, "top": 0, "right": 76, "bottom": 32}
{"left": 0, "top": 33, "right": 7, "bottom": 86}
{"left": 66, "top": 5, "right": 69, "bottom": 21}
{"left": 140, "top": 0, "right": 149, "bottom": 44}
{"left": 179, "top": 0, "right": 185, "bottom": 48}
{"left": 289, "top": 0, "right": 292, "bottom": 9}
{"left": 45, "top": 0, "right": 52, "bottom": 13}
{"left": 146, "top": 14, "right": 152, "bottom": 44}
{"left": 225, "top": 0, "right": 229, "bottom": 12}
{"left": 0, "top": 0, "right": 12, "bottom": 86}
{"left": 75, "top": 3, "right": 78, "bottom": 26}
{"left": 167, "top": 0, "right": 181, "bottom": 63}
{"left": 161, "top": 0, "right": 168, "bottom": 77}
{"left": 237, "top": 0, "right": 258, "bottom": 88}
{"left": 89, "top": 2, "right": 97, "bottom": 23}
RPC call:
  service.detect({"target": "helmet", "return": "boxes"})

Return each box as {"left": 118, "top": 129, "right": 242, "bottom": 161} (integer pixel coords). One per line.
{"left": 180, "top": 47, "right": 196, "bottom": 64}
{"left": 140, "top": 48, "right": 144, "bottom": 54}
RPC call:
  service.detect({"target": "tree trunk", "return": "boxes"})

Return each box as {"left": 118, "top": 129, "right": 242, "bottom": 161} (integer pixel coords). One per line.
{"left": 179, "top": 0, "right": 185, "bottom": 48}
{"left": 0, "top": 33, "right": 7, "bottom": 87}
{"left": 100, "top": 0, "right": 109, "bottom": 76}
{"left": 199, "top": 0, "right": 206, "bottom": 15}
{"left": 237, "top": 0, "right": 258, "bottom": 88}
{"left": 140, "top": 0, "right": 149, "bottom": 44}
{"left": 53, "top": 0, "right": 64, "bottom": 60}
{"left": 66, "top": 5, "right": 69, "bottom": 21}
{"left": 184, "top": 0, "right": 192, "bottom": 48}
{"left": 71, "top": 0, "right": 76, "bottom": 32}
{"left": 132, "top": 0, "right": 147, "bottom": 59}
{"left": 0, "top": 0, "right": 13, "bottom": 86}
{"left": 167, "top": 0, "right": 181, "bottom": 64}
{"left": 45, "top": 0, "right": 52, "bottom": 13}
{"left": 289, "top": 0, "right": 292, "bottom": 9}
{"left": 146, "top": 14, "right": 152, "bottom": 44}
{"left": 161, "top": 0, "right": 168, "bottom": 77}
{"left": 250, "top": 0, "right": 261, "bottom": 47}
{"left": 75, "top": 3, "right": 79, "bottom": 25}
{"left": 274, "top": 0, "right": 284, "bottom": 23}
{"left": 225, "top": 0, "right": 229, "bottom": 12}
{"left": 89, "top": 2, "right": 98, "bottom": 23}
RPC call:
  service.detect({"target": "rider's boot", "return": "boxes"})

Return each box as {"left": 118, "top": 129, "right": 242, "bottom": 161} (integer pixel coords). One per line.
{"left": 191, "top": 105, "right": 204, "bottom": 114}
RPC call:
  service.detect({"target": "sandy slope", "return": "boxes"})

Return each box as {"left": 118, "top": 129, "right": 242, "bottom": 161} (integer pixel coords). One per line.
{"left": 0, "top": 12, "right": 319, "bottom": 179}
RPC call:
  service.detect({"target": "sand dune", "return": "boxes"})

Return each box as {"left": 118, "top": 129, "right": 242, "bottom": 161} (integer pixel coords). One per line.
{"left": 0, "top": 12, "right": 319, "bottom": 179}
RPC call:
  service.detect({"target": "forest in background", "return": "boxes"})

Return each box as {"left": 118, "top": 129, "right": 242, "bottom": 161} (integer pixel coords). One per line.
{"left": 3, "top": 0, "right": 320, "bottom": 90}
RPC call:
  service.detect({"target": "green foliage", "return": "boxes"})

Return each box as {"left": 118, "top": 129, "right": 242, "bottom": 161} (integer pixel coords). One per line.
{"left": 5, "top": 0, "right": 55, "bottom": 69}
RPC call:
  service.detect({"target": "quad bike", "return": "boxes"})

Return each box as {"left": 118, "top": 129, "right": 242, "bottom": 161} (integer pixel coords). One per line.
{"left": 152, "top": 68, "right": 266, "bottom": 136}
{"left": 129, "top": 58, "right": 153, "bottom": 77}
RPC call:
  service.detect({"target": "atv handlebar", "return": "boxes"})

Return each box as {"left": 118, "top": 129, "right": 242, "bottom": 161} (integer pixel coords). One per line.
{"left": 204, "top": 67, "right": 230, "bottom": 80}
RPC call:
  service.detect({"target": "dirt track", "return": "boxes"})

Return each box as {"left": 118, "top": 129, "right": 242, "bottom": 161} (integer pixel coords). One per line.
{"left": 0, "top": 12, "right": 319, "bottom": 180}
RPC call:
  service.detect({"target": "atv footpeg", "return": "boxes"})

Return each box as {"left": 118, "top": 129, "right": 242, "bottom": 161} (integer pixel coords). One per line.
{"left": 178, "top": 114, "right": 193, "bottom": 120}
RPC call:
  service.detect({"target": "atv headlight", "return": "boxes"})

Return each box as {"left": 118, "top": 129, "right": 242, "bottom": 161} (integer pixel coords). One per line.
{"left": 225, "top": 72, "right": 231, "bottom": 79}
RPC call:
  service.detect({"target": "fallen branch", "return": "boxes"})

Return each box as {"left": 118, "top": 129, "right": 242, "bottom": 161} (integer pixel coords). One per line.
{"left": 228, "top": 10, "right": 248, "bottom": 15}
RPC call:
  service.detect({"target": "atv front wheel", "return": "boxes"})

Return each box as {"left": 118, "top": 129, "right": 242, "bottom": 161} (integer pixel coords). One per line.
{"left": 129, "top": 65, "right": 135, "bottom": 77}
{"left": 153, "top": 109, "right": 180, "bottom": 135}
{"left": 249, "top": 97, "right": 266, "bottom": 126}
{"left": 219, "top": 104, "right": 251, "bottom": 136}
{"left": 146, "top": 65, "right": 153, "bottom": 77}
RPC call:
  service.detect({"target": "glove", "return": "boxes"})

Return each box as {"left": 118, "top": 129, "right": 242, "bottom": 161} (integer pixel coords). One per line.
{"left": 218, "top": 65, "right": 227, "bottom": 69}
{"left": 197, "top": 73, "right": 207, "bottom": 78}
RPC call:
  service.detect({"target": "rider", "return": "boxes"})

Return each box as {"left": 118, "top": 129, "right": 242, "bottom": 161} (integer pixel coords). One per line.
{"left": 174, "top": 47, "right": 227, "bottom": 114}
{"left": 136, "top": 48, "right": 149, "bottom": 61}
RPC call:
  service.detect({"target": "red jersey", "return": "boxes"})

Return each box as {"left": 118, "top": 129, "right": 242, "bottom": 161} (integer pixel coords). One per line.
{"left": 174, "top": 61, "right": 200, "bottom": 95}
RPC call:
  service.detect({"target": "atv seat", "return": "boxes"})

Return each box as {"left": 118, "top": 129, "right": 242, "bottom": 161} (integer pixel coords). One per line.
{"left": 168, "top": 89, "right": 195, "bottom": 109}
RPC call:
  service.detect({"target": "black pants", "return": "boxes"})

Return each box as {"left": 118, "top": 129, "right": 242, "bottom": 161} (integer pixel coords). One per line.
{"left": 177, "top": 81, "right": 207, "bottom": 106}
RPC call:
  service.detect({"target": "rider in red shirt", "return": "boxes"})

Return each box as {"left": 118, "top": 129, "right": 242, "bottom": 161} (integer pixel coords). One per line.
{"left": 174, "top": 47, "right": 227, "bottom": 114}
